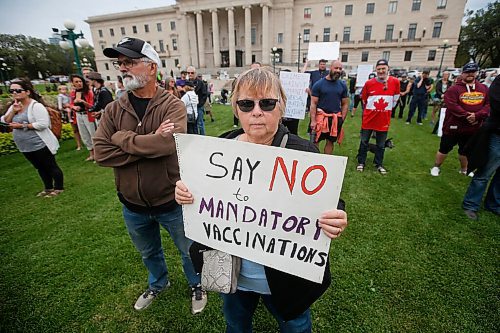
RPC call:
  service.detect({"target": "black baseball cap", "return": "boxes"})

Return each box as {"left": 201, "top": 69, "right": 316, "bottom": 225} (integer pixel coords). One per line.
{"left": 462, "top": 62, "right": 479, "bottom": 73}
{"left": 103, "top": 37, "right": 161, "bottom": 68}
{"left": 376, "top": 59, "right": 389, "bottom": 67}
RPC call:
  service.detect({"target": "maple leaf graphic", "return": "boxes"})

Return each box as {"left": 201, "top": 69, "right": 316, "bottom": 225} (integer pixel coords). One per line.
{"left": 374, "top": 98, "right": 389, "bottom": 111}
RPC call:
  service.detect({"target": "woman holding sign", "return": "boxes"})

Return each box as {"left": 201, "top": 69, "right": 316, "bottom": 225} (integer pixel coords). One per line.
{"left": 175, "top": 67, "right": 347, "bottom": 333}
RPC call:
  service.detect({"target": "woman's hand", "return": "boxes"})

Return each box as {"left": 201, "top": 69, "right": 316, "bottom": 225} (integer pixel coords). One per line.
{"left": 318, "top": 209, "right": 347, "bottom": 239}
{"left": 9, "top": 122, "right": 24, "bottom": 129}
{"left": 12, "top": 100, "right": 23, "bottom": 114}
{"left": 156, "top": 119, "right": 175, "bottom": 137}
{"left": 175, "top": 180, "right": 194, "bottom": 205}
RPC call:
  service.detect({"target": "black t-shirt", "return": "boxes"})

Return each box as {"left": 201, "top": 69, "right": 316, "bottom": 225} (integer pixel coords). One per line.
{"left": 128, "top": 92, "right": 150, "bottom": 121}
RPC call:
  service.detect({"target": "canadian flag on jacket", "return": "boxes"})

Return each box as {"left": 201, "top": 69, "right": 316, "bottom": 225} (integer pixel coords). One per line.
{"left": 361, "top": 76, "right": 400, "bottom": 131}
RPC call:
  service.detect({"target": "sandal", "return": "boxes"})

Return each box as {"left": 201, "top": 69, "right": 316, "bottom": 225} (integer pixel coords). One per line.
{"left": 356, "top": 164, "right": 364, "bottom": 172}
{"left": 377, "top": 166, "right": 388, "bottom": 175}
{"left": 85, "top": 156, "right": 94, "bottom": 161}
{"left": 45, "top": 190, "right": 64, "bottom": 197}
{"left": 37, "top": 189, "right": 53, "bottom": 197}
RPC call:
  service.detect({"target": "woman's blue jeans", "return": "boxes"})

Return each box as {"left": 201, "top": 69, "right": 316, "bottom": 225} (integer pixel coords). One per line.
{"left": 463, "top": 133, "right": 500, "bottom": 214}
{"left": 222, "top": 290, "right": 312, "bottom": 333}
{"left": 122, "top": 204, "right": 200, "bottom": 291}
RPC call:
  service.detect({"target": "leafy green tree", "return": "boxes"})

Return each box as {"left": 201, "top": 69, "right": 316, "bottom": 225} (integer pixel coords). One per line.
{"left": 456, "top": 1, "right": 500, "bottom": 68}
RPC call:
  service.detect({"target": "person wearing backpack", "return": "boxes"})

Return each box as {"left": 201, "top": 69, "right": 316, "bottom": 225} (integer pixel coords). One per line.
{"left": 87, "top": 72, "right": 114, "bottom": 127}
{"left": 1, "top": 78, "right": 64, "bottom": 197}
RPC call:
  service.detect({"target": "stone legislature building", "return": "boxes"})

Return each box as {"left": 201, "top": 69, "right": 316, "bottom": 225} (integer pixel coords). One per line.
{"left": 86, "top": 0, "right": 466, "bottom": 80}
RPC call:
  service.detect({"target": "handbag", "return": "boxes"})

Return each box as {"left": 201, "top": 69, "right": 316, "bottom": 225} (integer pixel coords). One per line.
{"left": 201, "top": 250, "right": 241, "bottom": 294}
{"left": 187, "top": 94, "right": 197, "bottom": 124}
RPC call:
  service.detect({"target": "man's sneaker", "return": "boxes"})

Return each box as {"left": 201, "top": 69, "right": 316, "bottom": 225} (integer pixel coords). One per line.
{"left": 377, "top": 166, "right": 387, "bottom": 175}
{"left": 430, "top": 166, "right": 440, "bottom": 177}
{"left": 464, "top": 209, "right": 478, "bottom": 221}
{"left": 191, "top": 284, "right": 207, "bottom": 315}
{"left": 134, "top": 282, "right": 170, "bottom": 311}
{"left": 356, "top": 164, "right": 364, "bottom": 172}
{"left": 417, "top": 122, "right": 423, "bottom": 125}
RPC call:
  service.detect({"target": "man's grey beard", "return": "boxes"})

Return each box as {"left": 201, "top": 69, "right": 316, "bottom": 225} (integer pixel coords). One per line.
{"left": 329, "top": 72, "right": 340, "bottom": 80}
{"left": 123, "top": 73, "right": 149, "bottom": 91}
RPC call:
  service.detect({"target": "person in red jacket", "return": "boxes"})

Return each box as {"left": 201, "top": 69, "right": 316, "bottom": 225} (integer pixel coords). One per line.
{"left": 430, "top": 62, "right": 490, "bottom": 176}
{"left": 356, "top": 59, "right": 400, "bottom": 174}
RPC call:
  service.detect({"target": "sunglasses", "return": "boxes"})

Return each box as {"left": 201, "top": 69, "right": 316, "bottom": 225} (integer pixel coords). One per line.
{"left": 187, "top": 71, "right": 195, "bottom": 74}
{"left": 236, "top": 99, "right": 279, "bottom": 112}
{"left": 9, "top": 88, "right": 25, "bottom": 94}
{"left": 112, "top": 59, "right": 152, "bottom": 70}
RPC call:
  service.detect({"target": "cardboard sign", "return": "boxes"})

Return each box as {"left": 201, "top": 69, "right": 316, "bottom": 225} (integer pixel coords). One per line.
{"left": 307, "top": 42, "right": 340, "bottom": 61}
{"left": 175, "top": 134, "right": 347, "bottom": 283}
{"left": 438, "top": 108, "right": 446, "bottom": 137}
{"left": 280, "top": 71, "right": 311, "bottom": 120}
{"left": 356, "top": 65, "right": 374, "bottom": 87}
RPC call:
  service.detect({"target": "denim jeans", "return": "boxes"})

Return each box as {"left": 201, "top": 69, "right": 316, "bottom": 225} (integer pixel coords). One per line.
{"left": 357, "top": 129, "right": 388, "bottom": 167}
{"left": 222, "top": 290, "right": 312, "bottom": 333}
{"left": 463, "top": 133, "right": 500, "bottom": 214}
{"left": 122, "top": 204, "right": 200, "bottom": 291}
{"left": 197, "top": 106, "right": 205, "bottom": 135}
{"left": 406, "top": 95, "right": 427, "bottom": 123}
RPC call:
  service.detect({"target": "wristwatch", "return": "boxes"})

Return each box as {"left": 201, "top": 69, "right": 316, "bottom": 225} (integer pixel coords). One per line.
{"left": 22, "top": 123, "right": 28, "bottom": 131}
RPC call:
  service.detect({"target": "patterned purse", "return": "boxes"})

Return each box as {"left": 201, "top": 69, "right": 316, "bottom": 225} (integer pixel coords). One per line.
{"left": 201, "top": 250, "right": 241, "bottom": 294}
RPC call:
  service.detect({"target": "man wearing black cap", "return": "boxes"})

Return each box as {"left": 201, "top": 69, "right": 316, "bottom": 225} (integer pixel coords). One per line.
{"left": 93, "top": 37, "right": 207, "bottom": 314}
{"left": 406, "top": 70, "right": 433, "bottom": 124}
{"left": 87, "top": 72, "right": 113, "bottom": 126}
{"left": 355, "top": 59, "right": 400, "bottom": 174}
{"left": 430, "top": 62, "right": 490, "bottom": 177}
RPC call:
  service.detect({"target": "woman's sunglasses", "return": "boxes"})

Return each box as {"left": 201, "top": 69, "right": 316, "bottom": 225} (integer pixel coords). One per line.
{"left": 236, "top": 99, "right": 279, "bottom": 112}
{"left": 9, "top": 88, "right": 25, "bottom": 94}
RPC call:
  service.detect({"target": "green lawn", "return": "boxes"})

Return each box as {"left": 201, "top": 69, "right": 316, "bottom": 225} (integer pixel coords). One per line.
{"left": 0, "top": 104, "right": 498, "bottom": 333}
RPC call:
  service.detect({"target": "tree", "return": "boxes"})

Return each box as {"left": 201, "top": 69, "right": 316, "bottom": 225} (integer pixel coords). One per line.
{"left": 456, "top": 1, "right": 500, "bottom": 68}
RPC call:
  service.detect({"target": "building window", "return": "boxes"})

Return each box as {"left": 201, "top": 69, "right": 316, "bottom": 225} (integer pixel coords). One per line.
{"left": 170, "top": 21, "right": 176, "bottom": 31}
{"left": 366, "top": 3, "right": 375, "bottom": 14}
{"left": 174, "top": 58, "right": 179, "bottom": 66}
{"left": 404, "top": 51, "right": 412, "bottom": 61}
{"left": 341, "top": 52, "right": 348, "bottom": 62}
{"left": 412, "top": 0, "right": 421, "bottom": 11}
{"left": 132, "top": 26, "right": 137, "bottom": 34}
{"left": 428, "top": 50, "right": 437, "bottom": 61}
{"left": 110, "top": 28, "right": 115, "bottom": 37}
{"left": 437, "top": 0, "right": 447, "bottom": 9}
{"left": 361, "top": 51, "right": 369, "bottom": 62}
{"left": 304, "top": 8, "right": 311, "bottom": 19}
{"left": 104, "top": 63, "right": 109, "bottom": 70}
{"left": 251, "top": 27, "right": 257, "bottom": 45}
{"left": 364, "top": 26, "right": 372, "bottom": 41}
{"left": 159, "top": 40, "right": 165, "bottom": 53}
{"left": 112, "top": 44, "right": 116, "bottom": 48}
{"left": 157, "top": 23, "right": 162, "bottom": 32}
{"left": 120, "top": 27, "right": 125, "bottom": 35}
{"left": 324, "top": 6, "right": 332, "bottom": 17}
{"left": 382, "top": 51, "right": 390, "bottom": 61}
{"left": 106, "top": 76, "right": 110, "bottom": 81}
{"left": 343, "top": 27, "right": 351, "bottom": 42}
{"left": 408, "top": 23, "right": 417, "bottom": 40}
{"left": 277, "top": 33, "right": 283, "bottom": 44}
{"left": 385, "top": 25, "right": 394, "bottom": 41}
{"left": 388, "top": 1, "right": 398, "bottom": 13}
{"left": 161, "top": 59, "right": 166, "bottom": 67}
{"left": 98, "top": 29, "right": 103, "bottom": 38}
{"left": 345, "top": 4, "right": 353, "bottom": 15}
{"left": 432, "top": 22, "right": 442, "bottom": 38}
{"left": 100, "top": 44, "right": 105, "bottom": 50}
{"left": 172, "top": 39, "right": 178, "bottom": 51}
{"left": 303, "top": 29, "right": 310, "bottom": 43}
{"left": 323, "top": 28, "right": 331, "bottom": 42}
{"left": 144, "top": 24, "right": 149, "bottom": 33}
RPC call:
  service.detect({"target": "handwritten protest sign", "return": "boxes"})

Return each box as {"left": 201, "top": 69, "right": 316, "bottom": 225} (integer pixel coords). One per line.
{"left": 307, "top": 42, "right": 340, "bottom": 61}
{"left": 175, "top": 134, "right": 347, "bottom": 283}
{"left": 356, "top": 65, "right": 374, "bottom": 87}
{"left": 280, "top": 71, "right": 310, "bottom": 120}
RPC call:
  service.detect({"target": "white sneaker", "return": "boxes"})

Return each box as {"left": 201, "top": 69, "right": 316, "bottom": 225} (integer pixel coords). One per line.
{"left": 468, "top": 172, "right": 475, "bottom": 177}
{"left": 430, "top": 167, "right": 440, "bottom": 176}
{"left": 191, "top": 285, "right": 207, "bottom": 315}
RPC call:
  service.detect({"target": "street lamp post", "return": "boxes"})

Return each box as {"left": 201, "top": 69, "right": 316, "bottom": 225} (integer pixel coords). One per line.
{"left": 437, "top": 39, "right": 452, "bottom": 79}
{"left": 271, "top": 47, "right": 278, "bottom": 74}
{"left": 0, "top": 58, "right": 5, "bottom": 85}
{"left": 56, "top": 20, "right": 89, "bottom": 75}
{"left": 297, "top": 33, "right": 302, "bottom": 72}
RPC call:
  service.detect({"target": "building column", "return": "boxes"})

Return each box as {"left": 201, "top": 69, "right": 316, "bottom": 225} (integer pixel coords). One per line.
{"left": 179, "top": 12, "right": 191, "bottom": 68}
{"left": 187, "top": 13, "right": 199, "bottom": 67}
{"left": 261, "top": 4, "right": 269, "bottom": 65}
{"left": 244, "top": 5, "right": 252, "bottom": 66}
{"left": 195, "top": 11, "right": 206, "bottom": 68}
{"left": 283, "top": 7, "right": 293, "bottom": 64}
{"left": 227, "top": 7, "right": 236, "bottom": 67}
{"left": 211, "top": 9, "right": 221, "bottom": 68}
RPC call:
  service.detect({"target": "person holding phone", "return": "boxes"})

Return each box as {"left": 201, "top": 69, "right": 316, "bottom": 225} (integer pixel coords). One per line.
{"left": 70, "top": 74, "right": 95, "bottom": 161}
{"left": 1, "top": 78, "right": 64, "bottom": 197}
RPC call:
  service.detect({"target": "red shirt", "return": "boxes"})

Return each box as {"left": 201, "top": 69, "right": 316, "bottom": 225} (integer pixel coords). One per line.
{"left": 361, "top": 76, "right": 400, "bottom": 131}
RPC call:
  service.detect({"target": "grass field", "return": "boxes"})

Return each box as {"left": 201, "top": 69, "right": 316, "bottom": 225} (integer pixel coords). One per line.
{"left": 0, "top": 104, "right": 498, "bottom": 333}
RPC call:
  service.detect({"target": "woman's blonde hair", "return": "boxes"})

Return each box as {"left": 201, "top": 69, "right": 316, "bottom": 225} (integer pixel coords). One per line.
{"left": 231, "top": 67, "right": 286, "bottom": 118}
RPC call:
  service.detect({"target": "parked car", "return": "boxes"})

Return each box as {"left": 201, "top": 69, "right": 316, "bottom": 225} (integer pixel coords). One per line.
{"left": 389, "top": 68, "right": 407, "bottom": 78}
{"left": 445, "top": 68, "right": 461, "bottom": 79}
{"left": 407, "top": 70, "right": 420, "bottom": 79}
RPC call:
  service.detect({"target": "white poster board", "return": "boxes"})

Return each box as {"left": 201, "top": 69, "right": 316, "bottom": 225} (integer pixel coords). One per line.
{"left": 356, "top": 65, "right": 374, "bottom": 87}
{"left": 280, "top": 71, "right": 311, "bottom": 120}
{"left": 438, "top": 108, "right": 446, "bottom": 137}
{"left": 175, "top": 134, "right": 347, "bottom": 283}
{"left": 307, "top": 42, "right": 340, "bottom": 61}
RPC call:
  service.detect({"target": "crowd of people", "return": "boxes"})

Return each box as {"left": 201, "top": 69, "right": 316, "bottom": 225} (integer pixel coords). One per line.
{"left": 1, "top": 34, "right": 498, "bottom": 332}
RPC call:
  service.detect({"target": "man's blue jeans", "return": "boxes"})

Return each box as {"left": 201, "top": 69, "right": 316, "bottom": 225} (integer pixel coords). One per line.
{"left": 357, "top": 129, "right": 388, "bottom": 167}
{"left": 122, "top": 204, "right": 200, "bottom": 291}
{"left": 463, "top": 133, "right": 500, "bottom": 214}
{"left": 197, "top": 106, "right": 205, "bottom": 135}
{"left": 406, "top": 95, "right": 427, "bottom": 123}
{"left": 222, "top": 290, "right": 312, "bottom": 333}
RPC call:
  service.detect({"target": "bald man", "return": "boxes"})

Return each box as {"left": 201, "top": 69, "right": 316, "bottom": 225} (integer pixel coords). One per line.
{"left": 310, "top": 60, "right": 349, "bottom": 155}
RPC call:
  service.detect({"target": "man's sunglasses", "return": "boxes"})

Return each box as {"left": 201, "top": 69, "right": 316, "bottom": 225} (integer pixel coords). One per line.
{"left": 187, "top": 71, "right": 195, "bottom": 74}
{"left": 9, "top": 88, "right": 25, "bottom": 94}
{"left": 236, "top": 99, "right": 279, "bottom": 112}
{"left": 112, "top": 59, "right": 152, "bottom": 70}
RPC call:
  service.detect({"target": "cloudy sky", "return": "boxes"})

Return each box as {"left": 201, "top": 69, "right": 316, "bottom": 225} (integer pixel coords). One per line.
{"left": 0, "top": 0, "right": 493, "bottom": 45}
